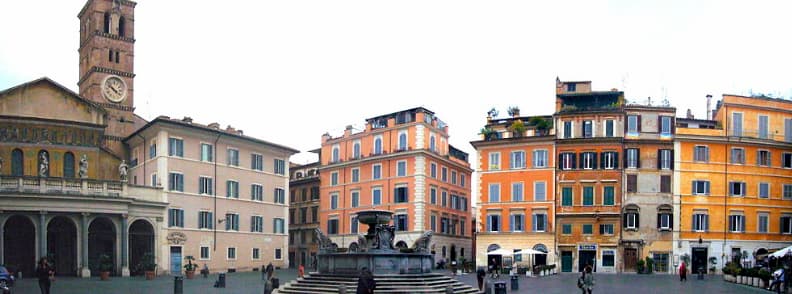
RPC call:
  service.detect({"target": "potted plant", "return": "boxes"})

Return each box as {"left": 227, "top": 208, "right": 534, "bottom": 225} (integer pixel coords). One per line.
{"left": 508, "top": 120, "right": 527, "bottom": 138}
{"left": 140, "top": 252, "right": 157, "bottom": 280}
{"left": 480, "top": 127, "right": 498, "bottom": 141}
{"left": 636, "top": 259, "right": 645, "bottom": 274}
{"left": 98, "top": 254, "right": 113, "bottom": 281}
{"left": 184, "top": 255, "right": 197, "bottom": 279}
{"left": 759, "top": 269, "right": 772, "bottom": 289}
{"left": 645, "top": 257, "right": 654, "bottom": 274}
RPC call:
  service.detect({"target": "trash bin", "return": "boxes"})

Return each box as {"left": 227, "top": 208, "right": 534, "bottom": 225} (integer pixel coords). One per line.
{"left": 272, "top": 277, "right": 280, "bottom": 288}
{"left": 510, "top": 275, "right": 519, "bottom": 290}
{"left": 218, "top": 273, "right": 226, "bottom": 288}
{"left": 493, "top": 281, "right": 507, "bottom": 294}
{"left": 174, "top": 276, "right": 183, "bottom": 294}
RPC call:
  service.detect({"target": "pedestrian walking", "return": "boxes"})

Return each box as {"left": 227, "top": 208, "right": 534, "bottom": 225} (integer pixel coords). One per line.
{"left": 679, "top": 261, "right": 687, "bottom": 282}
{"left": 579, "top": 265, "right": 594, "bottom": 294}
{"left": 36, "top": 257, "right": 55, "bottom": 294}
{"left": 298, "top": 264, "right": 305, "bottom": 278}
{"left": 356, "top": 267, "right": 376, "bottom": 294}
{"left": 769, "top": 268, "right": 785, "bottom": 293}
{"left": 266, "top": 262, "right": 274, "bottom": 276}
{"left": 476, "top": 267, "right": 486, "bottom": 291}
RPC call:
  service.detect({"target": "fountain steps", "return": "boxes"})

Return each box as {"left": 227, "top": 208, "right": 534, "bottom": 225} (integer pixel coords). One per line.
{"left": 274, "top": 274, "right": 482, "bottom": 294}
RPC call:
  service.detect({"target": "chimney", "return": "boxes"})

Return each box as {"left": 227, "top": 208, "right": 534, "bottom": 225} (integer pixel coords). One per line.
{"left": 208, "top": 122, "right": 220, "bottom": 129}
{"left": 182, "top": 116, "right": 193, "bottom": 123}
{"left": 321, "top": 132, "right": 331, "bottom": 144}
{"left": 226, "top": 125, "right": 236, "bottom": 132}
{"left": 344, "top": 125, "right": 353, "bottom": 137}
{"left": 706, "top": 94, "right": 712, "bottom": 120}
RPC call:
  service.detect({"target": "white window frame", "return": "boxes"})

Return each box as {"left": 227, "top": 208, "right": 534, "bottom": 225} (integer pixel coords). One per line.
{"left": 200, "top": 143, "right": 214, "bottom": 162}
{"left": 604, "top": 152, "right": 616, "bottom": 170}
{"left": 372, "top": 164, "right": 382, "bottom": 180}
{"left": 226, "top": 179, "right": 239, "bottom": 198}
{"left": 758, "top": 213, "right": 769, "bottom": 233}
{"left": 351, "top": 168, "right": 360, "bottom": 183}
{"left": 561, "top": 153, "right": 574, "bottom": 170}
{"left": 582, "top": 152, "right": 595, "bottom": 169}
{"left": 489, "top": 152, "right": 501, "bottom": 170}
{"left": 226, "top": 247, "right": 237, "bottom": 260}
{"left": 373, "top": 135, "right": 383, "bottom": 155}
{"left": 532, "top": 149, "right": 548, "bottom": 168}
{"left": 252, "top": 248, "right": 261, "bottom": 260}
{"left": 397, "top": 160, "right": 407, "bottom": 177}
{"left": 661, "top": 116, "right": 672, "bottom": 135}
{"left": 330, "top": 193, "right": 339, "bottom": 210}
{"left": 251, "top": 215, "right": 263, "bottom": 233}
{"left": 510, "top": 151, "right": 526, "bottom": 169}
{"left": 694, "top": 146, "right": 709, "bottom": 162}
{"left": 659, "top": 214, "right": 671, "bottom": 230}
{"left": 758, "top": 182, "right": 770, "bottom": 199}
{"left": 729, "top": 214, "right": 745, "bottom": 233}
{"left": 693, "top": 180, "right": 710, "bottom": 196}
{"left": 489, "top": 183, "right": 501, "bottom": 203}
{"left": 251, "top": 153, "right": 264, "bottom": 171}
{"left": 398, "top": 130, "right": 408, "bottom": 151}
{"left": 626, "top": 213, "right": 638, "bottom": 229}
{"left": 627, "top": 115, "right": 638, "bottom": 134}
{"left": 331, "top": 171, "right": 339, "bottom": 186}
{"left": 626, "top": 149, "right": 639, "bottom": 169}
{"left": 199, "top": 176, "right": 213, "bottom": 195}
{"left": 372, "top": 187, "right": 382, "bottom": 205}
{"left": 351, "top": 190, "right": 360, "bottom": 208}
{"left": 227, "top": 148, "right": 239, "bottom": 166}
{"left": 200, "top": 246, "right": 211, "bottom": 260}
{"left": 534, "top": 181, "right": 546, "bottom": 201}
{"left": 660, "top": 149, "right": 672, "bottom": 170}
{"left": 331, "top": 144, "right": 340, "bottom": 163}
{"left": 511, "top": 182, "right": 523, "bottom": 202}
{"left": 275, "top": 248, "right": 283, "bottom": 260}
{"left": 693, "top": 213, "right": 708, "bottom": 232}
{"left": 251, "top": 184, "right": 263, "bottom": 201}
{"left": 783, "top": 184, "right": 792, "bottom": 200}
{"left": 353, "top": 140, "right": 361, "bottom": 159}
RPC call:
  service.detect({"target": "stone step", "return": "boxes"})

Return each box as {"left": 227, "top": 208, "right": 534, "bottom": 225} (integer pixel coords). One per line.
{"left": 275, "top": 274, "right": 482, "bottom": 294}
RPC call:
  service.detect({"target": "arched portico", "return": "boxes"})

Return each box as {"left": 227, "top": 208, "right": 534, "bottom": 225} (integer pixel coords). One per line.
{"left": 3, "top": 215, "right": 36, "bottom": 275}
{"left": 47, "top": 216, "right": 78, "bottom": 276}
{"left": 88, "top": 217, "right": 116, "bottom": 276}
{"left": 129, "top": 219, "right": 155, "bottom": 276}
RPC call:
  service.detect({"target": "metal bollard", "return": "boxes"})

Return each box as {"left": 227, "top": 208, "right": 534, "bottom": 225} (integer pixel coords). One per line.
{"left": 338, "top": 284, "right": 347, "bottom": 294}
{"left": 173, "top": 276, "right": 183, "bottom": 294}
{"left": 218, "top": 273, "right": 226, "bottom": 288}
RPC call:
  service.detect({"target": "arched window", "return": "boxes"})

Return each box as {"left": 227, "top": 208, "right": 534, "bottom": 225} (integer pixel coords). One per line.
{"left": 331, "top": 145, "right": 340, "bottom": 163}
{"left": 118, "top": 16, "right": 126, "bottom": 36}
{"left": 430, "top": 135, "right": 436, "bottom": 152}
{"left": 11, "top": 149, "right": 23, "bottom": 176}
{"left": 373, "top": 137, "right": 382, "bottom": 155}
{"left": 398, "top": 132, "right": 407, "bottom": 150}
{"left": 63, "top": 152, "right": 75, "bottom": 178}
{"left": 103, "top": 12, "right": 110, "bottom": 33}
{"left": 38, "top": 150, "right": 50, "bottom": 177}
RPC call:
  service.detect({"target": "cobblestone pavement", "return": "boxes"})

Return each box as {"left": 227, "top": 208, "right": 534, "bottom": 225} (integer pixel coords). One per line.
{"left": 447, "top": 271, "right": 769, "bottom": 294}
{"left": 9, "top": 269, "right": 768, "bottom": 294}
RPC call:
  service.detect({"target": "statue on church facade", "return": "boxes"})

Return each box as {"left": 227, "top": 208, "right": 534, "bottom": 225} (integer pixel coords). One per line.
{"left": 119, "top": 160, "right": 129, "bottom": 182}
{"left": 39, "top": 151, "right": 49, "bottom": 177}
{"left": 79, "top": 154, "right": 88, "bottom": 178}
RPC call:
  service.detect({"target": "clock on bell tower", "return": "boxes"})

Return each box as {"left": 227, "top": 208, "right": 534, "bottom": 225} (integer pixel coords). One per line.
{"left": 77, "top": 0, "right": 137, "bottom": 156}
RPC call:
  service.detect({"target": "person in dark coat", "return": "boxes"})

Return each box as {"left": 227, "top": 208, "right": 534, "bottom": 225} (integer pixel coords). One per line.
{"left": 36, "top": 257, "right": 54, "bottom": 294}
{"left": 476, "top": 267, "right": 486, "bottom": 290}
{"left": 356, "top": 267, "right": 376, "bottom": 294}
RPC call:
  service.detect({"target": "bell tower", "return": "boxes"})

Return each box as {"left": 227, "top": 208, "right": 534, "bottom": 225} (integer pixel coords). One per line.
{"left": 77, "top": 0, "right": 137, "bottom": 156}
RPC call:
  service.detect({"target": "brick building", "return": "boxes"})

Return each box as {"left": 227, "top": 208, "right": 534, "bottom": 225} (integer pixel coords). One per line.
{"left": 288, "top": 161, "right": 320, "bottom": 268}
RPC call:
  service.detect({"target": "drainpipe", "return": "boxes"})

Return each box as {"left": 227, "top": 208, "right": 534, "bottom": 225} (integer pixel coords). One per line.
{"left": 213, "top": 133, "right": 222, "bottom": 252}
{"left": 723, "top": 104, "right": 728, "bottom": 266}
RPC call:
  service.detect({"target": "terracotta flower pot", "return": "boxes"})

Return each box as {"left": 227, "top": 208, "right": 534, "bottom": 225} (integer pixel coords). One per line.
{"left": 145, "top": 271, "right": 155, "bottom": 280}
{"left": 100, "top": 271, "right": 110, "bottom": 281}
{"left": 185, "top": 270, "right": 195, "bottom": 279}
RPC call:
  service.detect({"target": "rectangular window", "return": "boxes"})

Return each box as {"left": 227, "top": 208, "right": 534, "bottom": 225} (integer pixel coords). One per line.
{"left": 351, "top": 216, "right": 358, "bottom": 234}
{"left": 757, "top": 150, "right": 771, "bottom": 166}
{"left": 560, "top": 152, "right": 575, "bottom": 170}
{"left": 168, "top": 208, "right": 184, "bottom": 227}
{"left": 567, "top": 83, "right": 576, "bottom": 91}
{"left": 252, "top": 248, "right": 260, "bottom": 260}
{"left": 226, "top": 180, "right": 239, "bottom": 198}
{"left": 626, "top": 148, "right": 639, "bottom": 168}
{"left": 441, "top": 167, "right": 448, "bottom": 182}
{"left": 442, "top": 191, "right": 448, "bottom": 207}
{"left": 658, "top": 214, "right": 671, "bottom": 230}
{"left": 627, "top": 115, "right": 639, "bottom": 134}
{"left": 168, "top": 172, "right": 184, "bottom": 192}
{"left": 251, "top": 184, "right": 263, "bottom": 201}
{"left": 149, "top": 142, "right": 157, "bottom": 159}
{"left": 199, "top": 176, "right": 213, "bottom": 195}
{"left": 510, "top": 214, "right": 524, "bottom": 232}
{"left": 200, "top": 246, "right": 210, "bottom": 260}
{"left": 533, "top": 213, "right": 547, "bottom": 232}
{"left": 168, "top": 138, "right": 184, "bottom": 157}
{"left": 351, "top": 168, "right": 360, "bottom": 183}
{"left": 563, "top": 121, "right": 572, "bottom": 139}
{"left": 582, "top": 120, "right": 593, "bottom": 138}
{"left": 562, "top": 224, "right": 572, "bottom": 235}
{"left": 430, "top": 187, "right": 437, "bottom": 204}
{"left": 430, "top": 163, "right": 437, "bottom": 178}
{"left": 487, "top": 215, "right": 500, "bottom": 232}
{"left": 758, "top": 214, "right": 769, "bottom": 233}
{"left": 659, "top": 149, "right": 672, "bottom": 170}
{"left": 227, "top": 149, "right": 239, "bottom": 166}
{"left": 251, "top": 154, "right": 263, "bottom": 171}
{"left": 733, "top": 112, "right": 743, "bottom": 137}
{"left": 602, "top": 151, "right": 618, "bottom": 169}
{"left": 731, "top": 148, "right": 745, "bottom": 164}
{"left": 581, "top": 152, "right": 596, "bottom": 169}
{"left": 532, "top": 150, "right": 547, "bottom": 168}
{"left": 510, "top": 151, "right": 526, "bottom": 169}
{"left": 372, "top": 188, "right": 382, "bottom": 205}
{"left": 534, "top": 181, "right": 546, "bottom": 201}
{"left": 151, "top": 173, "right": 158, "bottom": 187}
{"left": 693, "top": 213, "right": 709, "bottom": 232}
{"left": 781, "top": 216, "right": 792, "bottom": 234}
{"left": 783, "top": 153, "right": 792, "bottom": 168}
{"left": 451, "top": 171, "right": 457, "bottom": 185}
{"left": 430, "top": 215, "right": 437, "bottom": 232}
{"left": 331, "top": 172, "right": 339, "bottom": 186}
{"left": 224, "top": 213, "right": 239, "bottom": 231}
{"left": 627, "top": 175, "right": 637, "bottom": 193}
{"left": 660, "top": 116, "right": 672, "bottom": 135}
{"left": 694, "top": 146, "right": 709, "bottom": 162}
{"left": 582, "top": 224, "right": 593, "bottom": 235}
{"left": 603, "top": 186, "right": 615, "bottom": 205}
{"left": 199, "top": 211, "right": 214, "bottom": 229}
{"left": 273, "top": 218, "right": 285, "bottom": 234}
{"left": 200, "top": 143, "right": 213, "bottom": 162}
{"left": 251, "top": 216, "right": 263, "bottom": 232}
{"left": 330, "top": 193, "right": 338, "bottom": 209}
{"left": 599, "top": 224, "right": 614, "bottom": 235}
{"left": 300, "top": 208, "right": 307, "bottom": 224}
{"left": 784, "top": 184, "right": 792, "bottom": 200}
{"left": 489, "top": 152, "right": 500, "bottom": 170}
{"left": 489, "top": 183, "right": 500, "bottom": 203}
{"left": 274, "top": 188, "right": 285, "bottom": 204}
{"left": 693, "top": 180, "right": 711, "bottom": 195}
{"left": 373, "top": 165, "right": 382, "bottom": 180}
{"left": 395, "top": 186, "right": 408, "bottom": 203}
{"left": 351, "top": 191, "right": 360, "bottom": 207}
{"left": 660, "top": 175, "right": 671, "bottom": 193}
{"left": 759, "top": 115, "right": 769, "bottom": 139}
{"left": 583, "top": 186, "right": 594, "bottom": 206}
{"left": 759, "top": 183, "right": 770, "bottom": 199}
{"left": 227, "top": 248, "right": 236, "bottom": 260}
{"left": 275, "top": 248, "right": 283, "bottom": 260}
{"left": 729, "top": 182, "right": 746, "bottom": 197}
{"left": 511, "top": 182, "right": 523, "bottom": 202}
{"left": 625, "top": 213, "right": 638, "bottom": 229}
{"left": 397, "top": 161, "right": 407, "bottom": 177}
{"left": 729, "top": 215, "right": 745, "bottom": 232}
{"left": 605, "top": 120, "right": 614, "bottom": 137}
{"left": 395, "top": 214, "right": 408, "bottom": 231}
{"left": 460, "top": 174, "right": 466, "bottom": 187}
{"left": 311, "top": 207, "right": 318, "bottom": 223}
{"left": 274, "top": 159, "right": 286, "bottom": 175}
{"left": 561, "top": 187, "right": 573, "bottom": 206}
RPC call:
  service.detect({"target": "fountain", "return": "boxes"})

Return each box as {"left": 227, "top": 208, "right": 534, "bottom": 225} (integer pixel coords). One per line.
{"left": 275, "top": 210, "right": 481, "bottom": 293}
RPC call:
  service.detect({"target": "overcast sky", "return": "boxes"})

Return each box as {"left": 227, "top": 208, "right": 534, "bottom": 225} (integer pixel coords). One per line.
{"left": 2, "top": 1, "right": 791, "bottom": 185}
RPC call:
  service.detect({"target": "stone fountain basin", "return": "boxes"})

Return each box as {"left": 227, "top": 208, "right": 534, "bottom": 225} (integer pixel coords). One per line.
{"left": 356, "top": 210, "right": 394, "bottom": 225}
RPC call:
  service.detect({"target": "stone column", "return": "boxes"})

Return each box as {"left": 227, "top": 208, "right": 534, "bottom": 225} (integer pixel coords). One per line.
{"left": 121, "top": 214, "right": 130, "bottom": 277}
{"left": 39, "top": 211, "right": 47, "bottom": 258}
{"left": 81, "top": 212, "right": 91, "bottom": 278}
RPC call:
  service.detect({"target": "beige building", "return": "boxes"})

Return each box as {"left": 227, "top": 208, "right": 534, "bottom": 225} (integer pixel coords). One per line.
{"left": 125, "top": 117, "right": 298, "bottom": 274}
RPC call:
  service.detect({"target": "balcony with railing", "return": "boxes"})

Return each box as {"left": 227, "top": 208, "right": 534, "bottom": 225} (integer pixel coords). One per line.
{"left": 0, "top": 176, "right": 164, "bottom": 202}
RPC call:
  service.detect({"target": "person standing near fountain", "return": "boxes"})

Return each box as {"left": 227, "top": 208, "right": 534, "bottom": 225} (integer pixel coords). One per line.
{"left": 356, "top": 267, "right": 376, "bottom": 294}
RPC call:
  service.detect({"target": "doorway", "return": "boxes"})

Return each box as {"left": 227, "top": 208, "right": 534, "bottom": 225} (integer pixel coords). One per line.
{"left": 624, "top": 248, "right": 637, "bottom": 272}
{"left": 692, "top": 247, "right": 708, "bottom": 274}
{"left": 3, "top": 215, "right": 36, "bottom": 276}
{"left": 170, "top": 246, "right": 182, "bottom": 275}
{"left": 578, "top": 250, "right": 596, "bottom": 272}
{"left": 561, "top": 251, "right": 573, "bottom": 272}
{"left": 47, "top": 216, "right": 77, "bottom": 276}
{"left": 128, "top": 220, "right": 154, "bottom": 276}
{"left": 88, "top": 217, "right": 116, "bottom": 275}
{"left": 450, "top": 245, "right": 457, "bottom": 262}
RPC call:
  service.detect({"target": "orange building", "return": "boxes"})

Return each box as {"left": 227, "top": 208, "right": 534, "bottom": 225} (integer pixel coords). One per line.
{"left": 674, "top": 94, "right": 792, "bottom": 274}
{"left": 318, "top": 107, "right": 473, "bottom": 264}
{"left": 471, "top": 110, "right": 556, "bottom": 270}
{"left": 554, "top": 79, "right": 624, "bottom": 273}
